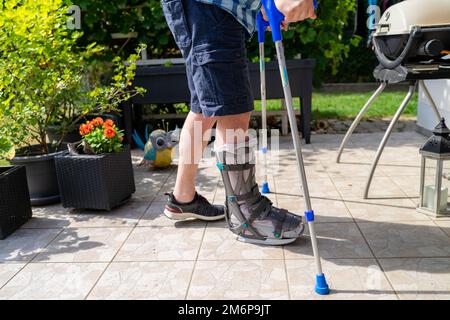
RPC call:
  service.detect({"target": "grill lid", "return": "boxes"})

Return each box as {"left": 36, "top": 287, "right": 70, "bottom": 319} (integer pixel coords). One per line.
{"left": 374, "top": 0, "right": 450, "bottom": 37}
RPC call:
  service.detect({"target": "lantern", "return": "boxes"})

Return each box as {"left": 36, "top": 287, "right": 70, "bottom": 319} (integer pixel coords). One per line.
{"left": 418, "top": 118, "right": 450, "bottom": 218}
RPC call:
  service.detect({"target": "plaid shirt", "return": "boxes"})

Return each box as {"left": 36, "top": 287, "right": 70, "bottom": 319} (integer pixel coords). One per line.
{"left": 195, "top": 0, "right": 262, "bottom": 34}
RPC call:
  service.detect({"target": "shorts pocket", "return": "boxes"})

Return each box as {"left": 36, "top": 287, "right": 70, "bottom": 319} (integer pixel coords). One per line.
{"left": 192, "top": 44, "right": 244, "bottom": 65}
{"left": 191, "top": 45, "right": 250, "bottom": 107}
{"left": 161, "top": 0, "right": 191, "bottom": 49}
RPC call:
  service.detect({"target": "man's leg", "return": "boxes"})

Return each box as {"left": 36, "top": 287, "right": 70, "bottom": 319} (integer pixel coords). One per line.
{"left": 162, "top": 0, "right": 228, "bottom": 221}
{"left": 169, "top": 111, "right": 250, "bottom": 210}
{"left": 173, "top": 111, "right": 216, "bottom": 203}
{"left": 173, "top": 110, "right": 252, "bottom": 203}
{"left": 214, "top": 115, "right": 305, "bottom": 246}
{"left": 164, "top": 111, "right": 224, "bottom": 221}
{"left": 215, "top": 112, "right": 251, "bottom": 146}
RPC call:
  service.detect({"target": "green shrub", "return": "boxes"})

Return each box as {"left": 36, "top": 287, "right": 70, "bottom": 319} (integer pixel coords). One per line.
{"left": 64, "top": 0, "right": 173, "bottom": 59}
{"left": 0, "top": 136, "right": 13, "bottom": 161}
{"left": 324, "top": 42, "right": 378, "bottom": 83}
{"left": 0, "top": 0, "right": 144, "bottom": 155}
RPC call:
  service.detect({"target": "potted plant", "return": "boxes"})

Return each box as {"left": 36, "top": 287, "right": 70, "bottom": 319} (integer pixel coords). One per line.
{"left": 47, "top": 113, "right": 123, "bottom": 144}
{"left": 55, "top": 118, "right": 135, "bottom": 210}
{"left": 0, "top": 0, "right": 144, "bottom": 205}
{"left": 0, "top": 140, "right": 32, "bottom": 239}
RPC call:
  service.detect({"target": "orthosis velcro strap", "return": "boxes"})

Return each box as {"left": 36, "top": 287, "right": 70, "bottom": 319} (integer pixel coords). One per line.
{"left": 248, "top": 196, "right": 272, "bottom": 223}
{"left": 274, "top": 209, "right": 288, "bottom": 238}
{"left": 233, "top": 185, "right": 260, "bottom": 202}
{"left": 219, "top": 163, "right": 254, "bottom": 171}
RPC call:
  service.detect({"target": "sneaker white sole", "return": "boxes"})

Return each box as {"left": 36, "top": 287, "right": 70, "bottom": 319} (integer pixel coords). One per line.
{"left": 163, "top": 209, "right": 225, "bottom": 221}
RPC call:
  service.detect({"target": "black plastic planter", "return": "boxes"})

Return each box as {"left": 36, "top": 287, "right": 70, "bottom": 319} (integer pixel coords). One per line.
{"left": 47, "top": 126, "right": 82, "bottom": 144}
{"left": 11, "top": 146, "right": 65, "bottom": 206}
{"left": 55, "top": 145, "right": 136, "bottom": 210}
{"left": 0, "top": 166, "right": 33, "bottom": 240}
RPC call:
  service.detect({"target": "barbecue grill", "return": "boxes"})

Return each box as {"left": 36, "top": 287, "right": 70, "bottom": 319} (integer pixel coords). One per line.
{"left": 373, "top": 0, "right": 450, "bottom": 82}
{"left": 336, "top": 0, "right": 450, "bottom": 199}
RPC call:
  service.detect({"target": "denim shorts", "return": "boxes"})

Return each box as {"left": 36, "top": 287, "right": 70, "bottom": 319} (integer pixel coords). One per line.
{"left": 161, "top": 0, "right": 254, "bottom": 117}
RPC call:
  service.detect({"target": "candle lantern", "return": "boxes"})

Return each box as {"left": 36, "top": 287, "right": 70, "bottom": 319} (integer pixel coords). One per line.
{"left": 418, "top": 118, "right": 450, "bottom": 218}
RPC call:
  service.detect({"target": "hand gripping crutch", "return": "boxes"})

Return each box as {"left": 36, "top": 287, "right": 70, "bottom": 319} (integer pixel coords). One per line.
{"left": 259, "top": 0, "right": 330, "bottom": 295}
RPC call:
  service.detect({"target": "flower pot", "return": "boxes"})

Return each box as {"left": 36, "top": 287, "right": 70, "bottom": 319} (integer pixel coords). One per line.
{"left": 0, "top": 166, "right": 33, "bottom": 239}
{"left": 10, "top": 146, "right": 65, "bottom": 206}
{"left": 55, "top": 145, "right": 135, "bottom": 210}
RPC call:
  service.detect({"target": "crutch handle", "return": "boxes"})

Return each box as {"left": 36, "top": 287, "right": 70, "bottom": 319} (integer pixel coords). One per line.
{"left": 256, "top": 12, "right": 270, "bottom": 43}
{"left": 260, "top": 0, "right": 318, "bottom": 42}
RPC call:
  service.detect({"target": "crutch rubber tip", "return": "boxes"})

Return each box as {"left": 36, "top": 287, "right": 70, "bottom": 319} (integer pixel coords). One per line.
{"left": 261, "top": 182, "right": 270, "bottom": 194}
{"left": 315, "top": 274, "right": 330, "bottom": 295}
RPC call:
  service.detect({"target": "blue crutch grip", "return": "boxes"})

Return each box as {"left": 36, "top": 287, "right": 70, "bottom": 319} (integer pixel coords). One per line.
{"left": 261, "top": 0, "right": 318, "bottom": 42}
{"left": 261, "top": 0, "right": 285, "bottom": 42}
{"left": 256, "top": 12, "right": 270, "bottom": 43}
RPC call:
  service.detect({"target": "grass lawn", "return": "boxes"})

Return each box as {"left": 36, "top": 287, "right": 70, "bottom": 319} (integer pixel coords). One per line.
{"left": 254, "top": 91, "right": 418, "bottom": 120}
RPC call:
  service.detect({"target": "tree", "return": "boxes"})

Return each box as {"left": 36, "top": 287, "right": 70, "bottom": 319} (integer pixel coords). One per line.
{"left": 0, "top": 0, "right": 144, "bottom": 155}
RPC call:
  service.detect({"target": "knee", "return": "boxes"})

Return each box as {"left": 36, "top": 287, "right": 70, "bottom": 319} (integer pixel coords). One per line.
{"left": 188, "top": 111, "right": 216, "bottom": 130}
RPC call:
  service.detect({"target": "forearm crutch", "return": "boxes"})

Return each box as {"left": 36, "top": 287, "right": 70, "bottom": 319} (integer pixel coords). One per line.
{"left": 256, "top": 11, "right": 270, "bottom": 194}
{"left": 259, "top": 0, "right": 329, "bottom": 295}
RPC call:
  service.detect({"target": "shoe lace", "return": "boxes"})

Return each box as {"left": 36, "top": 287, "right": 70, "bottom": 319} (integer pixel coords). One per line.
{"left": 196, "top": 194, "right": 220, "bottom": 216}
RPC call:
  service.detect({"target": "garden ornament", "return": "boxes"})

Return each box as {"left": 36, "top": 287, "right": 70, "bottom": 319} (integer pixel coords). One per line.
{"left": 133, "top": 126, "right": 180, "bottom": 168}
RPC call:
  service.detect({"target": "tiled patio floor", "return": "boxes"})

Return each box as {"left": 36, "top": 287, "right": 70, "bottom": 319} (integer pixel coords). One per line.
{"left": 2, "top": 131, "right": 450, "bottom": 300}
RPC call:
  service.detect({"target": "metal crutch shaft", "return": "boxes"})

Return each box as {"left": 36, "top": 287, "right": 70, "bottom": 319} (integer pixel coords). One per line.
{"left": 262, "top": 0, "right": 328, "bottom": 295}
{"left": 257, "top": 12, "right": 270, "bottom": 194}
{"left": 363, "top": 83, "right": 416, "bottom": 199}
{"left": 336, "top": 82, "right": 387, "bottom": 163}
{"left": 275, "top": 41, "right": 322, "bottom": 271}
{"left": 259, "top": 41, "right": 270, "bottom": 193}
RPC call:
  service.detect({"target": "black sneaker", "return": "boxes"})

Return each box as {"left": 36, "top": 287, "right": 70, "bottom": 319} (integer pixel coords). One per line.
{"left": 164, "top": 192, "right": 225, "bottom": 221}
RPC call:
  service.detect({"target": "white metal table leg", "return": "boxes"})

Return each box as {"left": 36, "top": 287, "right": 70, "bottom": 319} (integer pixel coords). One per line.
{"left": 363, "top": 84, "right": 416, "bottom": 199}
{"left": 336, "top": 83, "right": 387, "bottom": 163}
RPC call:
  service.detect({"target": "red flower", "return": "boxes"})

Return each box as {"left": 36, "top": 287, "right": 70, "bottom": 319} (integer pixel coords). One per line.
{"left": 79, "top": 123, "right": 93, "bottom": 136}
{"left": 91, "top": 117, "right": 104, "bottom": 127}
{"left": 104, "top": 127, "right": 116, "bottom": 139}
{"left": 104, "top": 119, "right": 114, "bottom": 127}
